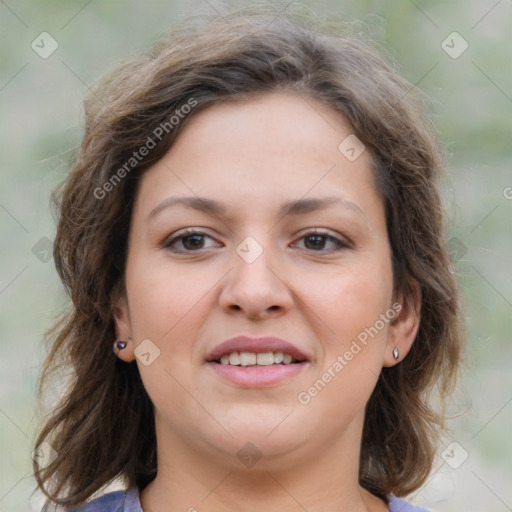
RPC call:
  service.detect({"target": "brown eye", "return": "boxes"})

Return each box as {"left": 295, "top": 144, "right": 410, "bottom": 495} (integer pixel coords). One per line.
{"left": 293, "top": 231, "right": 349, "bottom": 252}
{"left": 181, "top": 234, "right": 206, "bottom": 250}
{"left": 164, "top": 230, "right": 220, "bottom": 252}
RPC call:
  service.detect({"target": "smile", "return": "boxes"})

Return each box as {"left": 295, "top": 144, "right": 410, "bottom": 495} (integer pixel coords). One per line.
{"left": 215, "top": 351, "right": 302, "bottom": 366}
{"left": 206, "top": 355, "right": 309, "bottom": 388}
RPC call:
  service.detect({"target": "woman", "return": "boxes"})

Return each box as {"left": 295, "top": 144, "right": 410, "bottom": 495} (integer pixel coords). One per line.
{"left": 34, "top": 6, "right": 463, "bottom": 511}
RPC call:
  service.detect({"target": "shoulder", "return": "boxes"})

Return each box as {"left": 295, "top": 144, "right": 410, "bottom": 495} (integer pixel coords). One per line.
{"left": 388, "top": 496, "right": 432, "bottom": 512}
{"left": 65, "top": 488, "right": 141, "bottom": 512}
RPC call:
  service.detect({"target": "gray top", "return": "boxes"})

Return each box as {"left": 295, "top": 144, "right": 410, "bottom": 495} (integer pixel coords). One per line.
{"left": 66, "top": 487, "right": 432, "bottom": 511}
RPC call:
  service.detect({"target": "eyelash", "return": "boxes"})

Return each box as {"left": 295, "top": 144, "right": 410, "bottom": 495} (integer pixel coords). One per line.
{"left": 163, "top": 229, "right": 350, "bottom": 253}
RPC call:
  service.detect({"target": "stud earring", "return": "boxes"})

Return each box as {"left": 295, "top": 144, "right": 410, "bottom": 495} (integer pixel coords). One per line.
{"left": 392, "top": 347, "right": 399, "bottom": 361}
{"left": 115, "top": 340, "right": 127, "bottom": 351}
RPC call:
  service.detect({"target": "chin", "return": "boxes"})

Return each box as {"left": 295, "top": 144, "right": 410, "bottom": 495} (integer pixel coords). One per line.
{"left": 216, "top": 417, "right": 310, "bottom": 461}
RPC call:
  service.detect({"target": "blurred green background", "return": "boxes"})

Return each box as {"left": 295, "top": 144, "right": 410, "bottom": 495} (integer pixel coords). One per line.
{"left": 0, "top": 1, "right": 510, "bottom": 511}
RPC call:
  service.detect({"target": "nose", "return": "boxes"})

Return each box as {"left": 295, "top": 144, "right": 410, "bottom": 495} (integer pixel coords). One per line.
{"left": 218, "top": 242, "right": 293, "bottom": 320}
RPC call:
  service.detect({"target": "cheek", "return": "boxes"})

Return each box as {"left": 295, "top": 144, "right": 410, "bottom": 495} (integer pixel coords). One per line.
{"left": 124, "top": 255, "right": 217, "bottom": 394}
{"left": 124, "top": 256, "right": 215, "bottom": 419}
{"left": 294, "top": 262, "right": 393, "bottom": 426}
{"left": 296, "top": 255, "right": 394, "bottom": 345}
{"left": 125, "top": 253, "right": 216, "bottom": 338}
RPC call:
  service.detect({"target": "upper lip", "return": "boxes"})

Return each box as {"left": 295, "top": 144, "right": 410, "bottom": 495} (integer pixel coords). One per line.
{"left": 205, "top": 336, "right": 310, "bottom": 362}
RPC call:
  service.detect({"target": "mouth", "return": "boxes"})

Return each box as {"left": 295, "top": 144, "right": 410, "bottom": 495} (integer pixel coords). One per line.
{"left": 209, "top": 351, "right": 305, "bottom": 366}
{"left": 205, "top": 336, "right": 310, "bottom": 387}
{"left": 205, "top": 335, "right": 310, "bottom": 364}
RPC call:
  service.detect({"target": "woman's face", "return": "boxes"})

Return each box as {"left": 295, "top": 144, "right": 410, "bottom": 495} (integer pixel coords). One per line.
{"left": 115, "top": 91, "right": 418, "bottom": 470}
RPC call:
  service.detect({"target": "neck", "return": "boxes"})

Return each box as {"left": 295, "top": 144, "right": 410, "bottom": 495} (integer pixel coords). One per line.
{"left": 139, "top": 414, "right": 387, "bottom": 512}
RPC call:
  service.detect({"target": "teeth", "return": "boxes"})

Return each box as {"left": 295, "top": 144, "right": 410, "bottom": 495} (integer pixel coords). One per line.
{"left": 217, "top": 351, "right": 299, "bottom": 366}
{"left": 274, "top": 352, "right": 284, "bottom": 364}
{"left": 256, "top": 352, "right": 274, "bottom": 366}
{"left": 229, "top": 352, "right": 240, "bottom": 365}
{"left": 240, "top": 352, "right": 257, "bottom": 366}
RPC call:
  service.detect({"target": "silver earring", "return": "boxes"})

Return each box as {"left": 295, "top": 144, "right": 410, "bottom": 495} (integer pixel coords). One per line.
{"left": 393, "top": 347, "right": 399, "bottom": 361}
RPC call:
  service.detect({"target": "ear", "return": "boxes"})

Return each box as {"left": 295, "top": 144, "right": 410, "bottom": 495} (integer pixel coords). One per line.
{"left": 112, "top": 292, "right": 136, "bottom": 363}
{"left": 383, "top": 281, "right": 421, "bottom": 367}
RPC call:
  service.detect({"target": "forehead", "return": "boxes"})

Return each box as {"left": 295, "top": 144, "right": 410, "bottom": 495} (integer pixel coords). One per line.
{"left": 134, "top": 91, "right": 380, "bottom": 220}
{"left": 172, "top": 91, "right": 369, "bottom": 168}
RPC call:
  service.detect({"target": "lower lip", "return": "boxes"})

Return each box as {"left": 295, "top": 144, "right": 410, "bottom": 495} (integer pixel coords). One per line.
{"left": 206, "top": 362, "right": 309, "bottom": 388}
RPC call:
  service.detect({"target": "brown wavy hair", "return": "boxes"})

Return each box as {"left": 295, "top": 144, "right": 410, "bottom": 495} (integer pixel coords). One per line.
{"left": 34, "top": 5, "right": 464, "bottom": 507}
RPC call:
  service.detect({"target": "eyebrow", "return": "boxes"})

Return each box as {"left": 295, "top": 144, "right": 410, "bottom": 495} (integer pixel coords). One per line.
{"left": 145, "top": 195, "right": 364, "bottom": 223}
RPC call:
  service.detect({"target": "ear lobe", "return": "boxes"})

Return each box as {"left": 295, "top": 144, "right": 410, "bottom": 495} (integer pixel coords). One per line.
{"left": 112, "top": 296, "right": 136, "bottom": 362}
{"left": 113, "top": 338, "right": 136, "bottom": 362}
{"left": 383, "top": 283, "right": 421, "bottom": 367}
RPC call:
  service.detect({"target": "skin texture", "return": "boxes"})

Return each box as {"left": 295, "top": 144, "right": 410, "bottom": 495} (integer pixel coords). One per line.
{"left": 113, "top": 92, "right": 421, "bottom": 512}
